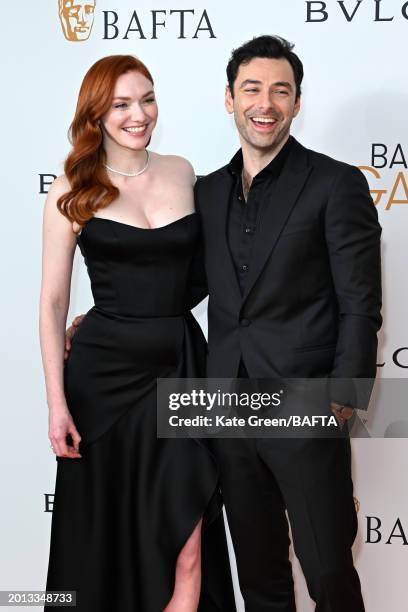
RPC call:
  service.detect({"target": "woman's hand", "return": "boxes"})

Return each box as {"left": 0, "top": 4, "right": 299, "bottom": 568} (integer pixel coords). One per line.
{"left": 48, "top": 403, "right": 82, "bottom": 458}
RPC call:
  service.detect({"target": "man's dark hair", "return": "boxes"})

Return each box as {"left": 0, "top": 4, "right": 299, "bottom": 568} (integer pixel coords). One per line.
{"left": 226, "top": 35, "right": 304, "bottom": 99}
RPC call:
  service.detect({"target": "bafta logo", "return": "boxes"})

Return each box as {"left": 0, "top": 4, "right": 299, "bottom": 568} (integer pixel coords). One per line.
{"left": 58, "top": 0, "right": 96, "bottom": 42}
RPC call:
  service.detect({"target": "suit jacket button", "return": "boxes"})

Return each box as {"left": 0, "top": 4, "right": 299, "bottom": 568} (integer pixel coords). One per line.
{"left": 240, "top": 318, "right": 251, "bottom": 327}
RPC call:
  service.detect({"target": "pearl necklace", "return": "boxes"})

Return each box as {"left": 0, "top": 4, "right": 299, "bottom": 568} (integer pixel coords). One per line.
{"left": 105, "top": 150, "right": 149, "bottom": 177}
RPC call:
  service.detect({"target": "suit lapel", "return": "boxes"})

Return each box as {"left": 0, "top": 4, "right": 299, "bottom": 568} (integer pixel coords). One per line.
{"left": 241, "top": 139, "right": 313, "bottom": 304}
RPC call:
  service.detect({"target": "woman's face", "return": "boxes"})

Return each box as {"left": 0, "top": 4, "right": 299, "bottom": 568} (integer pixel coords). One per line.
{"left": 101, "top": 70, "right": 158, "bottom": 151}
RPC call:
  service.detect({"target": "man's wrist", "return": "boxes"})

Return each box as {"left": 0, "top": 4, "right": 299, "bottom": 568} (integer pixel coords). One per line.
{"left": 330, "top": 402, "right": 355, "bottom": 422}
{"left": 331, "top": 401, "right": 351, "bottom": 410}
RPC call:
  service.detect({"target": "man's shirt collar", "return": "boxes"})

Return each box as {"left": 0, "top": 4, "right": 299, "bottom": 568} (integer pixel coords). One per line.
{"left": 228, "top": 135, "right": 293, "bottom": 180}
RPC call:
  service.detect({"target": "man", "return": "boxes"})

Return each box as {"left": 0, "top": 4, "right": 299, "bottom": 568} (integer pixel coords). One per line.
{"left": 192, "top": 35, "right": 381, "bottom": 611}
{"left": 67, "top": 36, "right": 382, "bottom": 611}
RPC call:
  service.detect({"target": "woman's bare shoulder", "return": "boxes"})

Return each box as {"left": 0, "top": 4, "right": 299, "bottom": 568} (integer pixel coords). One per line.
{"left": 43, "top": 175, "right": 77, "bottom": 232}
{"left": 152, "top": 152, "right": 195, "bottom": 182}
{"left": 47, "top": 174, "right": 71, "bottom": 198}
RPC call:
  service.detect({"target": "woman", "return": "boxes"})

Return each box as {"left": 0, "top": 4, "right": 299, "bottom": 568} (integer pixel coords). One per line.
{"left": 40, "top": 55, "right": 235, "bottom": 611}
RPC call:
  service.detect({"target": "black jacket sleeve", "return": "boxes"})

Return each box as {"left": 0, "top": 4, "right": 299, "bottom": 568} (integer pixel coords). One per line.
{"left": 324, "top": 164, "right": 382, "bottom": 409}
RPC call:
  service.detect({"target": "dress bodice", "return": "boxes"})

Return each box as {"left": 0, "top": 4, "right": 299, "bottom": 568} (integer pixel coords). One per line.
{"left": 77, "top": 213, "right": 199, "bottom": 317}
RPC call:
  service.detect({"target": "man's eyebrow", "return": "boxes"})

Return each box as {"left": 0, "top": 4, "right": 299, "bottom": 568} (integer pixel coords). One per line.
{"left": 239, "top": 79, "right": 293, "bottom": 90}
{"left": 272, "top": 81, "right": 293, "bottom": 90}
{"left": 239, "top": 79, "right": 262, "bottom": 89}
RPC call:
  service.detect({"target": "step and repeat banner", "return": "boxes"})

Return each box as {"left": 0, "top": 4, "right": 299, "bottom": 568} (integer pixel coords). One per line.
{"left": 1, "top": 1, "right": 407, "bottom": 610}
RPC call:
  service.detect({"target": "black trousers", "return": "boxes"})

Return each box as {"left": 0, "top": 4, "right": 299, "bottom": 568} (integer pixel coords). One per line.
{"left": 210, "top": 361, "right": 365, "bottom": 612}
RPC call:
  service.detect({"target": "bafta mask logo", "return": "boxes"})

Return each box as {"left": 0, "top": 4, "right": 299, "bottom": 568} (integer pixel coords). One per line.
{"left": 59, "top": 0, "right": 96, "bottom": 42}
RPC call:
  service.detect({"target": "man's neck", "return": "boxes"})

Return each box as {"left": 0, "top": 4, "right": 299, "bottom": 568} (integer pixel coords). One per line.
{"left": 241, "top": 133, "right": 290, "bottom": 182}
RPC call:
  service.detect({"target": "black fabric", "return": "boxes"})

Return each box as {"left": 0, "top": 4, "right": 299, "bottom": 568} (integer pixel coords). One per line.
{"left": 45, "top": 214, "right": 236, "bottom": 611}
{"left": 195, "top": 138, "right": 382, "bottom": 611}
{"left": 210, "top": 436, "right": 363, "bottom": 612}
{"left": 195, "top": 137, "right": 382, "bottom": 408}
{"left": 227, "top": 137, "right": 293, "bottom": 294}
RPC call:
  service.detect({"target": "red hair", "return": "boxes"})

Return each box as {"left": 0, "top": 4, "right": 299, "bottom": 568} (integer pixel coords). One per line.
{"left": 57, "top": 55, "right": 154, "bottom": 228}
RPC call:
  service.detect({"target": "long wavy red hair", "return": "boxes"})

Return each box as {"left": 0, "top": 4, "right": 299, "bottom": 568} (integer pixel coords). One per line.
{"left": 57, "top": 55, "right": 154, "bottom": 228}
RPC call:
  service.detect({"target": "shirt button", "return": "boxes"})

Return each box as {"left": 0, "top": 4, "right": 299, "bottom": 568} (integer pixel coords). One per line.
{"left": 240, "top": 264, "right": 248, "bottom": 272}
{"left": 240, "top": 318, "right": 251, "bottom": 327}
{"left": 245, "top": 226, "right": 254, "bottom": 234}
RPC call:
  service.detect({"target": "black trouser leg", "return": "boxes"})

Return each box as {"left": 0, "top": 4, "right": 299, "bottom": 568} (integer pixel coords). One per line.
{"left": 213, "top": 359, "right": 364, "bottom": 610}
{"left": 211, "top": 437, "right": 296, "bottom": 612}
{"left": 257, "top": 437, "right": 365, "bottom": 612}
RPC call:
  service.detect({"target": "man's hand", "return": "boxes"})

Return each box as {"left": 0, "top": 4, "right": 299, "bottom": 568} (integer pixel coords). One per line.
{"left": 330, "top": 402, "right": 354, "bottom": 428}
{"left": 64, "top": 314, "right": 85, "bottom": 360}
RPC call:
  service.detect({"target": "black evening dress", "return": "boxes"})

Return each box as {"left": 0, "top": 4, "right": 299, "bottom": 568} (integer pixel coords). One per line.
{"left": 44, "top": 213, "right": 236, "bottom": 611}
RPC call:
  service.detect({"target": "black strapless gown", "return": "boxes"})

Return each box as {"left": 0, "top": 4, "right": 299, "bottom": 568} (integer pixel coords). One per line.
{"left": 44, "top": 213, "right": 236, "bottom": 611}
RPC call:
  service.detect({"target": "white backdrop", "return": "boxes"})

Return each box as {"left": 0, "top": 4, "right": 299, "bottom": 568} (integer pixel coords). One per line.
{"left": 1, "top": 0, "right": 407, "bottom": 610}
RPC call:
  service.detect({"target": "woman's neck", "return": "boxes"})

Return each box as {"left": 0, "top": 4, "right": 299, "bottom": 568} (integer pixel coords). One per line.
{"left": 104, "top": 141, "right": 148, "bottom": 175}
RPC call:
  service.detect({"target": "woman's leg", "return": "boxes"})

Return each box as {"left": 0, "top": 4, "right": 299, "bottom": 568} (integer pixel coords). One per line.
{"left": 164, "top": 518, "right": 203, "bottom": 612}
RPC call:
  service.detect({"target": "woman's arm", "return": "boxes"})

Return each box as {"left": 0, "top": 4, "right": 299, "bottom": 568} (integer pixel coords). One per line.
{"left": 39, "top": 175, "right": 82, "bottom": 458}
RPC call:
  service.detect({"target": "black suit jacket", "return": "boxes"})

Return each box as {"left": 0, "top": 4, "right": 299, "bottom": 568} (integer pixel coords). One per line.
{"left": 193, "top": 138, "right": 382, "bottom": 408}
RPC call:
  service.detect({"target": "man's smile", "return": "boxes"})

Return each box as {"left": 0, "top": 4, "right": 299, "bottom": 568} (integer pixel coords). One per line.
{"left": 249, "top": 116, "right": 278, "bottom": 131}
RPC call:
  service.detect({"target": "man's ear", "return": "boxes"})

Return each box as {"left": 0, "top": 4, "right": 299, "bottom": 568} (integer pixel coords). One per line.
{"left": 225, "top": 85, "right": 234, "bottom": 114}
{"left": 293, "top": 95, "right": 301, "bottom": 118}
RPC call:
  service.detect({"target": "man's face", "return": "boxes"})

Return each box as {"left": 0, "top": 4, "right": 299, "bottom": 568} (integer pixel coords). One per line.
{"left": 59, "top": 0, "right": 96, "bottom": 41}
{"left": 225, "top": 57, "right": 301, "bottom": 153}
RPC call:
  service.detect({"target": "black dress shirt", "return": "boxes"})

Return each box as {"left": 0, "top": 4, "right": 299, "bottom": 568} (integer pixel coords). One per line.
{"left": 227, "top": 136, "right": 293, "bottom": 294}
